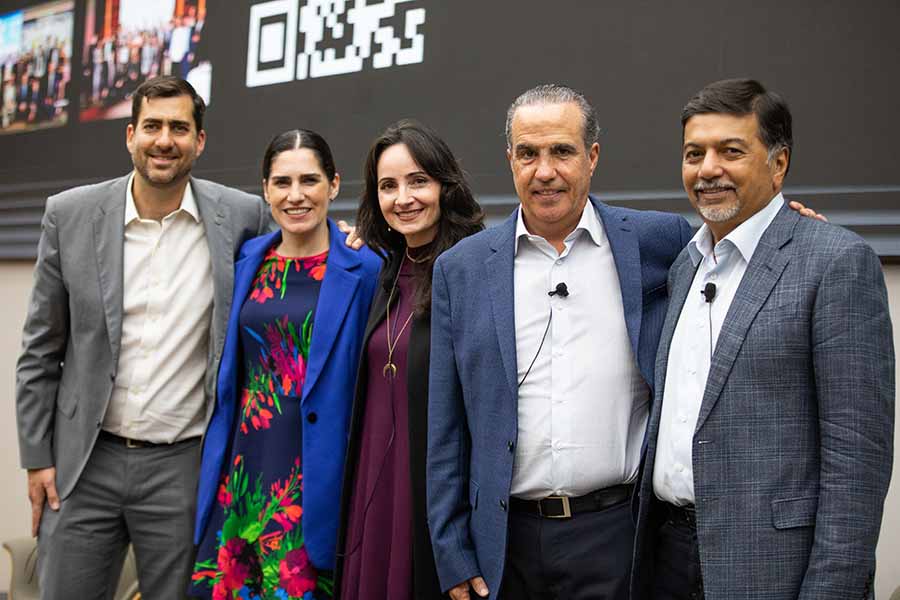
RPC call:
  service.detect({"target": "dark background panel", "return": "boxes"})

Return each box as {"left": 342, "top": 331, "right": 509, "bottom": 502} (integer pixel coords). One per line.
{"left": 1, "top": 0, "right": 899, "bottom": 257}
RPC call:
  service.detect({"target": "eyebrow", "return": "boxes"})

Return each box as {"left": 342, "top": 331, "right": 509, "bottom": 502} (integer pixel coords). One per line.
{"left": 683, "top": 137, "right": 749, "bottom": 149}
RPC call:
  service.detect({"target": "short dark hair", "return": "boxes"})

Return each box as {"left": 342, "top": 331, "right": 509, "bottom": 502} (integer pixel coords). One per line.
{"left": 131, "top": 76, "right": 206, "bottom": 131}
{"left": 261, "top": 129, "right": 337, "bottom": 182}
{"left": 505, "top": 84, "right": 600, "bottom": 151}
{"left": 681, "top": 78, "right": 793, "bottom": 173}
{"left": 356, "top": 119, "right": 484, "bottom": 313}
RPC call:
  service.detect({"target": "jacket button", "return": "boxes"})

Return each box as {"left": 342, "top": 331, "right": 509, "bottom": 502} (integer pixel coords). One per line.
{"left": 499, "top": 499, "right": 507, "bottom": 511}
{"left": 507, "top": 440, "right": 514, "bottom": 452}
{"left": 307, "top": 412, "right": 318, "bottom": 424}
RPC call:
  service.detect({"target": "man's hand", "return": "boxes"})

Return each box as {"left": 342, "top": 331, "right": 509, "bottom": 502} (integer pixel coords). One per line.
{"left": 336, "top": 219, "right": 364, "bottom": 250}
{"left": 448, "top": 576, "right": 489, "bottom": 600}
{"left": 788, "top": 200, "right": 828, "bottom": 222}
{"left": 27, "top": 467, "right": 59, "bottom": 537}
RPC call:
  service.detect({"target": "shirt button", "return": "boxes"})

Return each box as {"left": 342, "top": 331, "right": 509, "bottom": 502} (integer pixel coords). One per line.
{"left": 306, "top": 412, "right": 318, "bottom": 424}
{"left": 555, "top": 259, "right": 563, "bottom": 265}
{"left": 680, "top": 415, "right": 687, "bottom": 423}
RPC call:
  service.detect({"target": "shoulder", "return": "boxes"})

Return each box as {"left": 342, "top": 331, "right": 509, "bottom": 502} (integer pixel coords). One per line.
{"left": 237, "top": 230, "right": 279, "bottom": 260}
{"left": 597, "top": 201, "right": 691, "bottom": 238}
{"left": 191, "top": 177, "right": 263, "bottom": 208}
{"left": 791, "top": 212, "right": 870, "bottom": 253}
{"left": 437, "top": 222, "right": 507, "bottom": 266}
{"left": 46, "top": 175, "right": 127, "bottom": 213}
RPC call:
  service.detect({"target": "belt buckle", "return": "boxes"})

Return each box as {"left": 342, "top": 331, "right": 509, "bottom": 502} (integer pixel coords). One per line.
{"left": 125, "top": 437, "right": 142, "bottom": 449}
{"left": 540, "top": 495, "right": 572, "bottom": 519}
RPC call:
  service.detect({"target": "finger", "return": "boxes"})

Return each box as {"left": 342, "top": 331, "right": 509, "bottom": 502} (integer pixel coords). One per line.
{"left": 472, "top": 577, "right": 490, "bottom": 597}
{"left": 788, "top": 200, "right": 805, "bottom": 211}
{"left": 449, "top": 585, "right": 469, "bottom": 600}
{"left": 817, "top": 214, "right": 828, "bottom": 222}
{"left": 44, "top": 480, "right": 60, "bottom": 511}
{"left": 336, "top": 219, "right": 351, "bottom": 234}
{"left": 31, "top": 500, "right": 42, "bottom": 537}
{"left": 350, "top": 237, "right": 364, "bottom": 250}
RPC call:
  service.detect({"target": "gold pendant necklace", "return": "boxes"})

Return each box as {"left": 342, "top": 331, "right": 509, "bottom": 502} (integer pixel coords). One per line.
{"left": 384, "top": 255, "right": 414, "bottom": 379}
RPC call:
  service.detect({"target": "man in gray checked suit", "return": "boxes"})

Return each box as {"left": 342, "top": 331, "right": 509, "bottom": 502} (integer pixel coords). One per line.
{"left": 15, "top": 76, "right": 270, "bottom": 598}
{"left": 632, "top": 78, "right": 894, "bottom": 600}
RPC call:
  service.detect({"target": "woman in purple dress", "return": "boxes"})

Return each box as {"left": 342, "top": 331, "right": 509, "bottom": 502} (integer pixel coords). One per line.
{"left": 334, "top": 120, "right": 484, "bottom": 599}
{"left": 190, "top": 130, "right": 381, "bottom": 600}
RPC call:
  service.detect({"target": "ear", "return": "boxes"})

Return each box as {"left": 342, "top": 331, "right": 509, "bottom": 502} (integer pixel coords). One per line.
{"left": 262, "top": 179, "right": 271, "bottom": 204}
{"left": 125, "top": 122, "right": 135, "bottom": 153}
{"left": 506, "top": 146, "right": 513, "bottom": 169}
{"left": 588, "top": 142, "right": 600, "bottom": 176}
{"left": 195, "top": 129, "right": 207, "bottom": 157}
{"left": 329, "top": 172, "right": 341, "bottom": 200}
{"left": 771, "top": 147, "right": 789, "bottom": 189}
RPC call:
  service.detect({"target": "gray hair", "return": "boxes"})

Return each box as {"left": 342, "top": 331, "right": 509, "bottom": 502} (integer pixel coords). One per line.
{"left": 505, "top": 84, "right": 600, "bottom": 151}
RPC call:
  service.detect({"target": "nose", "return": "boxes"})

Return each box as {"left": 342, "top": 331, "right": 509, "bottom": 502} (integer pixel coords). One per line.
{"left": 535, "top": 154, "right": 556, "bottom": 181}
{"left": 698, "top": 150, "right": 723, "bottom": 179}
{"left": 396, "top": 184, "right": 415, "bottom": 207}
{"left": 287, "top": 181, "right": 303, "bottom": 201}
{"left": 155, "top": 126, "right": 174, "bottom": 149}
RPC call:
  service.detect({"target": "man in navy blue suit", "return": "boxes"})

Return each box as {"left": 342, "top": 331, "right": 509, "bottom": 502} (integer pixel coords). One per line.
{"left": 426, "top": 84, "right": 693, "bottom": 600}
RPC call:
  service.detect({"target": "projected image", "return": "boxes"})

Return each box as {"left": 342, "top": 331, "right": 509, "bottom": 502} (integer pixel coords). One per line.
{"left": 0, "top": 1, "right": 74, "bottom": 135}
{"left": 79, "top": 0, "right": 212, "bottom": 122}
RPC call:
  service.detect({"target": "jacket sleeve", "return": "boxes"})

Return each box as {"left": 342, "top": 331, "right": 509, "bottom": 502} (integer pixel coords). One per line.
{"left": 800, "top": 240, "right": 894, "bottom": 600}
{"left": 427, "top": 257, "right": 481, "bottom": 592}
{"left": 16, "top": 198, "right": 69, "bottom": 469}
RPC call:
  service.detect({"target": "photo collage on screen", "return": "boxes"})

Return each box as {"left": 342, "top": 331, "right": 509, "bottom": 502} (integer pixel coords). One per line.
{"left": 79, "top": 0, "right": 212, "bottom": 122}
{"left": 0, "top": 0, "right": 74, "bottom": 135}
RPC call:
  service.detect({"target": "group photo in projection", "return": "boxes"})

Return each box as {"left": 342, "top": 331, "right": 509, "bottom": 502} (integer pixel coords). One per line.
{"left": 79, "top": 0, "right": 211, "bottom": 121}
{"left": 0, "top": 0, "right": 72, "bottom": 135}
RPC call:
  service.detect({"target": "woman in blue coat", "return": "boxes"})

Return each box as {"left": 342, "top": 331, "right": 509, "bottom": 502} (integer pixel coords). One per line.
{"left": 189, "top": 129, "right": 381, "bottom": 600}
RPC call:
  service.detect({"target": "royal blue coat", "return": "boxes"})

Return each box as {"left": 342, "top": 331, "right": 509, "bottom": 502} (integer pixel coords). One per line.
{"left": 194, "top": 219, "right": 381, "bottom": 570}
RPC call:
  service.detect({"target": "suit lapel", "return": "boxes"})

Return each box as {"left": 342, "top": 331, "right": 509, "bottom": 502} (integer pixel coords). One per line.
{"left": 193, "top": 178, "right": 234, "bottom": 359}
{"left": 694, "top": 207, "right": 797, "bottom": 432}
{"left": 650, "top": 253, "right": 695, "bottom": 436}
{"left": 486, "top": 213, "right": 519, "bottom": 401}
{"left": 303, "top": 220, "right": 361, "bottom": 402}
{"left": 92, "top": 176, "right": 129, "bottom": 364}
{"left": 594, "top": 198, "right": 646, "bottom": 381}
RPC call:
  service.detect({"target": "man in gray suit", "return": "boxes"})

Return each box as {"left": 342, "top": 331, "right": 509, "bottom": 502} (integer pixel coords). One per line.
{"left": 16, "top": 76, "right": 270, "bottom": 598}
{"left": 632, "top": 78, "right": 894, "bottom": 599}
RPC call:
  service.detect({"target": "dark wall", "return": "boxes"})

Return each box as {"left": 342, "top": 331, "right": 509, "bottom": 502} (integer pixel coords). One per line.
{"left": 2, "top": 0, "right": 899, "bottom": 256}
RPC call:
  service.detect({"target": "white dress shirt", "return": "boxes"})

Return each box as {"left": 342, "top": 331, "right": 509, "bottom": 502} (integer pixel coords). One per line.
{"left": 653, "top": 193, "right": 785, "bottom": 505}
{"left": 102, "top": 173, "right": 214, "bottom": 442}
{"left": 511, "top": 201, "right": 650, "bottom": 499}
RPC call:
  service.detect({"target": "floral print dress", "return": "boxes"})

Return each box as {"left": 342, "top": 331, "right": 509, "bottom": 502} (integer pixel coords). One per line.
{"left": 190, "top": 247, "right": 331, "bottom": 600}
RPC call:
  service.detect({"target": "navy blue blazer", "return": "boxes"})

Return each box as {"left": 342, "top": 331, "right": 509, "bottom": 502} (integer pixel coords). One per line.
{"left": 426, "top": 197, "right": 692, "bottom": 596}
{"left": 194, "top": 219, "right": 381, "bottom": 570}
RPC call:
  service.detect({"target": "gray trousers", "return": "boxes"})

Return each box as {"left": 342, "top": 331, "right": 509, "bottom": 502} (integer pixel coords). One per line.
{"left": 37, "top": 434, "right": 201, "bottom": 600}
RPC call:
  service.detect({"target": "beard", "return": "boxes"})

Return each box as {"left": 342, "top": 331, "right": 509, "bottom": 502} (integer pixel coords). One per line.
{"left": 697, "top": 200, "right": 741, "bottom": 223}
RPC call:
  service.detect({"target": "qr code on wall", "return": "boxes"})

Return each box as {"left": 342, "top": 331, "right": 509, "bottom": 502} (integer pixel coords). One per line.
{"left": 246, "top": 0, "right": 426, "bottom": 88}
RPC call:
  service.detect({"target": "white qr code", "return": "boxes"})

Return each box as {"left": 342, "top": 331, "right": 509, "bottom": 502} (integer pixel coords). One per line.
{"left": 246, "top": 0, "right": 426, "bottom": 88}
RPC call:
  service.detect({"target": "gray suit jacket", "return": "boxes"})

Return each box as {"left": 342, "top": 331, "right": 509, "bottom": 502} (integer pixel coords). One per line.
{"left": 633, "top": 205, "right": 895, "bottom": 600}
{"left": 15, "top": 174, "right": 269, "bottom": 500}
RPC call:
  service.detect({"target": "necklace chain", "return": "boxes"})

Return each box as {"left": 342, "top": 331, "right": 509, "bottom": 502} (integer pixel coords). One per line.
{"left": 383, "top": 255, "right": 414, "bottom": 379}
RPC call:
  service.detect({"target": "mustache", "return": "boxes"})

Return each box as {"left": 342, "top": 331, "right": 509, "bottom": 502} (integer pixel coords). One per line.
{"left": 694, "top": 180, "right": 736, "bottom": 192}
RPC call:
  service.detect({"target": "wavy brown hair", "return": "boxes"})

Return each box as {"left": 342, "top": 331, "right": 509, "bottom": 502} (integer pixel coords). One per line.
{"left": 356, "top": 119, "right": 484, "bottom": 313}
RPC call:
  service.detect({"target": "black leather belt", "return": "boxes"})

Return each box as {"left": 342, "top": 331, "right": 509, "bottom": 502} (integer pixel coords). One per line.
{"left": 509, "top": 484, "right": 633, "bottom": 519}
{"left": 659, "top": 501, "right": 697, "bottom": 528}
{"left": 98, "top": 430, "right": 199, "bottom": 449}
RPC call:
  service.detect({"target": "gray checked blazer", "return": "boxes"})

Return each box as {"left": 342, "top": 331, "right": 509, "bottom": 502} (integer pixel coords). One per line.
{"left": 15, "top": 174, "right": 270, "bottom": 500}
{"left": 632, "top": 204, "right": 895, "bottom": 600}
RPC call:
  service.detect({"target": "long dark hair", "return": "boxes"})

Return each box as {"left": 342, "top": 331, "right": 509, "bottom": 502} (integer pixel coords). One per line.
{"left": 357, "top": 119, "right": 484, "bottom": 313}
{"left": 261, "top": 128, "right": 337, "bottom": 182}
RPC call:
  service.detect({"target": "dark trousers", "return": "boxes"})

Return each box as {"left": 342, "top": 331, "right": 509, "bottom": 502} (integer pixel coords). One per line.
{"left": 498, "top": 498, "right": 633, "bottom": 600}
{"left": 37, "top": 434, "right": 201, "bottom": 600}
{"left": 651, "top": 500, "right": 705, "bottom": 600}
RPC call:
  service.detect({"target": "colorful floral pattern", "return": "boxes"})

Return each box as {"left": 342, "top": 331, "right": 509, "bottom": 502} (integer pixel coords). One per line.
{"left": 190, "top": 247, "right": 330, "bottom": 600}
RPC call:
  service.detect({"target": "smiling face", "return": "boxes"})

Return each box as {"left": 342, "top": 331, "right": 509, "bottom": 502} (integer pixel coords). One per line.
{"left": 682, "top": 112, "right": 788, "bottom": 241}
{"left": 507, "top": 101, "right": 599, "bottom": 246}
{"left": 263, "top": 147, "right": 338, "bottom": 248}
{"left": 376, "top": 143, "right": 442, "bottom": 248}
{"left": 126, "top": 95, "right": 205, "bottom": 189}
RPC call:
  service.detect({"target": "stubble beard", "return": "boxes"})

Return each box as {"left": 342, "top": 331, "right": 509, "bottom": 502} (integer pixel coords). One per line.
{"left": 697, "top": 198, "right": 742, "bottom": 223}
